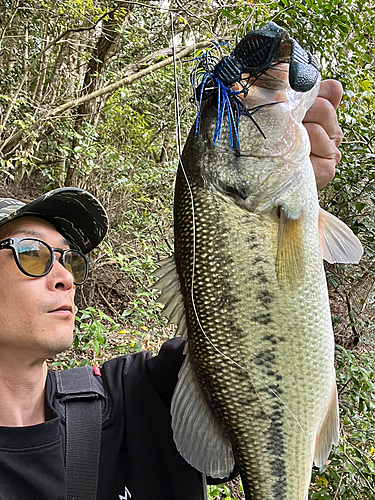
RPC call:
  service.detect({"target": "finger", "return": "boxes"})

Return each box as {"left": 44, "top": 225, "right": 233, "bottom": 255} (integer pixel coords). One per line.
{"left": 316, "top": 79, "right": 343, "bottom": 110}
{"left": 303, "top": 97, "right": 343, "bottom": 147}
{"left": 305, "top": 122, "right": 341, "bottom": 189}
{"left": 304, "top": 122, "right": 342, "bottom": 162}
{"left": 310, "top": 155, "right": 336, "bottom": 189}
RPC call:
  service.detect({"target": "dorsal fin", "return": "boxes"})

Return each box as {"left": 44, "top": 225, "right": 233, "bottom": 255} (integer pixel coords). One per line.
{"left": 171, "top": 349, "right": 235, "bottom": 478}
{"left": 151, "top": 256, "right": 188, "bottom": 340}
{"left": 153, "top": 258, "right": 235, "bottom": 476}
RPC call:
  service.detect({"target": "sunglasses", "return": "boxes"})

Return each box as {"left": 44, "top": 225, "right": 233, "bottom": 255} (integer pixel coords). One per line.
{"left": 0, "top": 237, "right": 89, "bottom": 285}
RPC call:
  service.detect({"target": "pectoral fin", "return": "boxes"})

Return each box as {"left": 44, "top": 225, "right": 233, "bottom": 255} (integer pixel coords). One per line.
{"left": 314, "top": 383, "right": 340, "bottom": 468}
{"left": 276, "top": 207, "right": 304, "bottom": 287}
{"left": 319, "top": 208, "right": 363, "bottom": 264}
{"left": 171, "top": 349, "right": 235, "bottom": 478}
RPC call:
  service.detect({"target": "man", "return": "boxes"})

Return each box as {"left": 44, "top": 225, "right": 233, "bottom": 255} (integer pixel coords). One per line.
{"left": 0, "top": 80, "right": 343, "bottom": 500}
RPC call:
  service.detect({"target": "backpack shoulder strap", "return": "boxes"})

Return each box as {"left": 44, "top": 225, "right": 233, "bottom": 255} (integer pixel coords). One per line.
{"left": 54, "top": 366, "right": 108, "bottom": 500}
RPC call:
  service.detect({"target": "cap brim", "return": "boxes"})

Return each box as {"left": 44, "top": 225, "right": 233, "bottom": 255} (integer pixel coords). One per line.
{"left": 0, "top": 188, "right": 108, "bottom": 254}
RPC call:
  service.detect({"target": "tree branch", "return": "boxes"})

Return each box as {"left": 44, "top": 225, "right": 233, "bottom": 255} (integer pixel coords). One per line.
{"left": 0, "top": 7, "right": 122, "bottom": 134}
{"left": 0, "top": 1, "right": 20, "bottom": 51}
{"left": 48, "top": 41, "right": 210, "bottom": 117}
{"left": 0, "top": 41, "right": 210, "bottom": 154}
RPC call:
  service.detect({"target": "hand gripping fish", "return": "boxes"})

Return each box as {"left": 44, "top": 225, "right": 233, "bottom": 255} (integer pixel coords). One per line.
{"left": 153, "top": 22, "right": 363, "bottom": 500}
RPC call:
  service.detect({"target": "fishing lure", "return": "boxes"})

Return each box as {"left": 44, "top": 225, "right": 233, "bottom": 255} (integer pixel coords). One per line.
{"left": 191, "top": 22, "right": 320, "bottom": 154}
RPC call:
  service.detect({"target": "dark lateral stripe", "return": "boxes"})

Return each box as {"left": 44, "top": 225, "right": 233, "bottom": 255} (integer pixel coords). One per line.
{"left": 268, "top": 404, "right": 287, "bottom": 499}
{"left": 251, "top": 312, "right": 272, "bottom": 325}
{"left": 254, "top": 339, "right": 287, "bottom": 498}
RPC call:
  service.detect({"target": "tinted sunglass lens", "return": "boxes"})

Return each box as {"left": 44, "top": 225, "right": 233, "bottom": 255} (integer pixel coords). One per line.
{"left": 64, "top": 250, "right": 87, "bottom": 284}
{"left": 18, "top": 239, "right": 52, "bottom": 276}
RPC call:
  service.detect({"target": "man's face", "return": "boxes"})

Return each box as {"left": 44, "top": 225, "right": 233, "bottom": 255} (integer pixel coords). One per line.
{"left": 0, "top": 216, "right": 76, "bottom": 361}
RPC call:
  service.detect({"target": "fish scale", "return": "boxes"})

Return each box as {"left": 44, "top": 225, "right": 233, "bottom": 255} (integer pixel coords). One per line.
{"left": 154, "top": 23, "right": 362, "bottom": 500}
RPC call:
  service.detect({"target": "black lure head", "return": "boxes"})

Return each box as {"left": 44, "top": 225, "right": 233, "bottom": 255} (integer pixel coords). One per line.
{"left": 232, "top": 21, "right": 320, "bottom": 92}
{"left": 289, "top": 40, "right": 320, "bottom": 92}
{"left": 213, "top": 55, "right": 243, "bottom": 87}
{"left": 234, "top": 22, "right": 290, "bottom": 76}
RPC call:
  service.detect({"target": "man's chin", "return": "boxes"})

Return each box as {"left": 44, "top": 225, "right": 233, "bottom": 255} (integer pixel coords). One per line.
{"left": 37, "top": 333, "right": 74, "bottom": 359}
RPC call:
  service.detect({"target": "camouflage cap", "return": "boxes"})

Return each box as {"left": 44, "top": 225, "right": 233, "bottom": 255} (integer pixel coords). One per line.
{"left": 0, "top": 188, "right": 108, "bottom": 254}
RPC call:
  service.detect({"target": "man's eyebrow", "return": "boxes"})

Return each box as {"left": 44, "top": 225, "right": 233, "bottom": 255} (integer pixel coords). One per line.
{"left": 10, "top": 229, "right": 70, "bottom": 246}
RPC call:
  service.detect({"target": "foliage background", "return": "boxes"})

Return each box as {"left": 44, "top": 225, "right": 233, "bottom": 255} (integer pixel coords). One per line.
{"left": 0, "top": 0, "right": 374, "bottom": 498}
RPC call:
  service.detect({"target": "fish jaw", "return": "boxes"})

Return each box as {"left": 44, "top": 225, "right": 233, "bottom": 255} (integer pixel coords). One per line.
{"left": 232, "top": 62, "right": 290, "bottom": 94}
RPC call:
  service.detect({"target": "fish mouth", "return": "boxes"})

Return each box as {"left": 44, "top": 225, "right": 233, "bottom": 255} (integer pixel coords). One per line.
{"left": 254, "top": 62, "right": 289, "bottom": 89}
{"left": 240, "top": 62, "right": 290, "bottom": 90}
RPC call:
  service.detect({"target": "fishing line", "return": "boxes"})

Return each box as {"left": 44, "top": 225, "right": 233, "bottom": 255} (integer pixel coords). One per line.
{"left": 170, "top": 15, "right": 233, "bottom": 369}
{"left": 170, "top": 14, "right": 199, "bottom": 345}
{"left": 171, "top": 13, "right": 182, "bottom": 158}
{"left": 170, "top": 25, "right": 305, "bottom": 435}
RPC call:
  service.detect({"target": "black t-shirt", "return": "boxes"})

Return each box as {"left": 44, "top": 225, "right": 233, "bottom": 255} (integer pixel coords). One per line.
{"left": 0, "top": 338, "right": 212, "bottom": 500}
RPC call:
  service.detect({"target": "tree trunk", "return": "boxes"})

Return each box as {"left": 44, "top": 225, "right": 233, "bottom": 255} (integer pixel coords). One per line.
{"left": 46, "top": 42, "right": 66, "bottom": 99}
{"left": 33, "top": 33, "right": 50, "bottom": 104}
{"left": 65, "top": 2, "right": 132, "bottom": 186}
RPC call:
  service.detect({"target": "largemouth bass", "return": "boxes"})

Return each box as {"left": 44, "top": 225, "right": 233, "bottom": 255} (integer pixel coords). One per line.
{"left": 153, "top": 23, "right": 362, "bottom": 500}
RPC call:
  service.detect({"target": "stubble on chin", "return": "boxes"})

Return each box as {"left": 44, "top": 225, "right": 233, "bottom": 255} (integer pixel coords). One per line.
{"left": 43, "top": 336, "right": 74, "bottom": 358}
{"left": 35, "top": 322, "right": 74, "bottom": 359}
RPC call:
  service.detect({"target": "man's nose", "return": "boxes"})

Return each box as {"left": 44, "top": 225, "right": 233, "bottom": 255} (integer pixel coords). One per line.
{"left": 49, "top": 252, "right": 74, "bottom": 289}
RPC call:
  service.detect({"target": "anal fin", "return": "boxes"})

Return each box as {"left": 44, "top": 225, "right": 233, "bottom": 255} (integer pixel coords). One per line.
{"left": 314, "top": 383, "right": 340, "bottom": 468}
